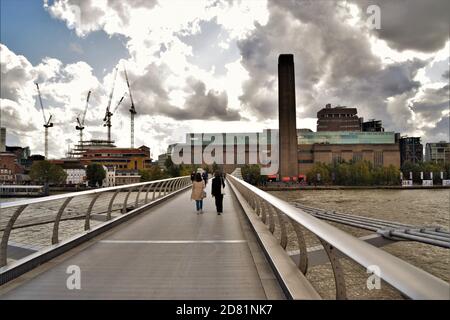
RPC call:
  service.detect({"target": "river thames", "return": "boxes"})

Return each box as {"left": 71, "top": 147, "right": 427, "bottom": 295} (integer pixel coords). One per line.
{"left": 270, "top": 188, "right": 450, "bottom": 298}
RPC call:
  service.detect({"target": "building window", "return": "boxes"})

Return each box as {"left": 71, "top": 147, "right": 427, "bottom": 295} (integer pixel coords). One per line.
{"left": 332, "top": 153, "right": 342, "bottom": 163}
{"left": 374, "top": 151, "right": 383, "bottom": 166}
{"left": 353, "top": 152, "right": 363, "bottom": 162}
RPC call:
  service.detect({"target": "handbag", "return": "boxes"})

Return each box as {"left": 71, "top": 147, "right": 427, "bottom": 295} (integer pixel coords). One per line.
{"left": 220, "top": 178, "right": 226, "bottom": 195}
{"left": 202, "top": 190, "right": 207, "bottom": 198}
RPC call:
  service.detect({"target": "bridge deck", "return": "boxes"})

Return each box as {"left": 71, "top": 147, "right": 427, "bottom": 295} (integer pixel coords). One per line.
{"left": 0, "top": 185, "right": 285, "bottom": 299}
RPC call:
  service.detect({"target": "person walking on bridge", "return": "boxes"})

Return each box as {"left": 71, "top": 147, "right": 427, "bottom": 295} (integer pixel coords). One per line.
{"left": 191, "top": 172, "right": 206, "bottom": 214}
{"left": 211, "top": 171, "right": 225, "bottom": 215}
{"left": 202, "top": 170, "right": 208, "bottom": 185}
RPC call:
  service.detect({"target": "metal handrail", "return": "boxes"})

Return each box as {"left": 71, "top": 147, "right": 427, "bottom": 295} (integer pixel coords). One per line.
{"left": 227, "top": 174, "right": 450, "bottom": 300}
{"left": 0, "top": 176, "right": 191, "bottom": 267}
{"left": 0, "top": 176, "right": 187, "bottom": 209}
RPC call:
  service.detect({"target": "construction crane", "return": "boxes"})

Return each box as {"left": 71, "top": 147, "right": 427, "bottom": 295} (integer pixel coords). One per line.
{"left": 113, "top": 93, "right": 126, "bottom": 114}
{"left": 103, "top": 67, "right": 118, "bottom": 143}
{"left": 123, "top": 66, "right": 137, "bottom": 148}
{"left": 35, "top": 83, "right": 53, "bottom": 159}
{"left": 76, "top": 90, "right": 91, "bottom": 147}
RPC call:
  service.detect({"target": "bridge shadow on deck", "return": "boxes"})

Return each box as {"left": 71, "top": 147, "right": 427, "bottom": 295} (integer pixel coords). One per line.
{"left": 0, "top": 183, "right": 285, "bottom": 300}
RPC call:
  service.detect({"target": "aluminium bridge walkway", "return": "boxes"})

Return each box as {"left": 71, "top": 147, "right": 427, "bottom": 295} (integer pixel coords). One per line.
{"left": 0, "top": 174, "right": 448, "bottom": 300}
{"left": 0, "top": 185, "right": 286, "bottom": 300}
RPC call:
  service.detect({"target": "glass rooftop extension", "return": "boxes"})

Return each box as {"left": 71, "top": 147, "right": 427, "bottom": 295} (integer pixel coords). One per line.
{"left": 298, "top": 131, "right": 396, "bottom": 145}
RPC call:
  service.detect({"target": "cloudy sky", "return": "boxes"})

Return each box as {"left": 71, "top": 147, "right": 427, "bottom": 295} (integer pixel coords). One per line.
{"left": 0, "top": 0, "right": 449, "bottom": 159}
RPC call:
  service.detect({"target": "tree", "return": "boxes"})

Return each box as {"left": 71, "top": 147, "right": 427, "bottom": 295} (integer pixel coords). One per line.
{"left": 306, "top": 162, "right": 331, "bottom": 185}
{"left": 86, "top": 163, "right": 106, "bottom": 187}
{"left": 164, "top": 156, "right": 180, "bottom": 177}
{"left": 212, "top": 161, "right": 219, "bottom": 174}
{"left": 29, "top": 160, "right": 67, "bottom": 195}
{"left": 140, "top": 166, "right": 167, "bottom": 181}
{"left": 180, "top": 164, "right": 197, "bottom": 176}
{"left": 241, "top": 164, "right": 262, "bottom": 185}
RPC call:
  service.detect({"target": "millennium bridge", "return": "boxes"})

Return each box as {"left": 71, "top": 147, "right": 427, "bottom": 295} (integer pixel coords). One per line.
{"left": 0, "top": 171, "right": 449, "bottom": 300}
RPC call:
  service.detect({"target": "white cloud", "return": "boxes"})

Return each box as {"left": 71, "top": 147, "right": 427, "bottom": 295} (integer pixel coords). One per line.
{"left": 1, "top": 44, "right": 102, "bottom": 158}
{"left": 2, "top": 0, "right": 448, "bottom": 160}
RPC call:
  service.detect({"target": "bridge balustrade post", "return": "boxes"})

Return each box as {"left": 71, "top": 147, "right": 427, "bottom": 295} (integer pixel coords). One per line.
{"left": 0, "top": 205, "right": 28, "bottom": 267}
{"left": 274, "top": 208, "right": 288, "bottom": 249}
{"left": 85, "top": 193, "right": 102, "bottom": 231}
{"left": 166, "top": 179, "right": 176, "bottom": 195}
{"left": 319, "top": 238, "right": 347, "bottom": 300}
{"left": 107, "top": 190, "right": 120, "bottom": 220}
{"left": 246, "top": 190, "right": 254, "bottom": 208}
{"left": 135, "top": 184, "right": 146, "bottom": 208}
{"left": 52, "top": 197, "right": 74, "bottom": 245}
{"left": 251, "top": 194, "right": 258, "bottom": 215}
{"left": 290, "top": 218, "right": 309, "bottom": 274}
{"left": 170, "top": 178, "right": 177, "bottom": 193}
{"left": 263, "top": 201, "right": 275, "bottom": 234}
{"left": 158, "top": 180, "right": 169, "bottom": 198}
{"left": 152, "top": 181, "right": 162, "bottom": 200}
{"left": 175, "top": 178, "right": 182, "bottom": 190}
{"left": 144, "top": 183, "right": 153, "bottom": 203}
{"left": 257, "top": 197, "right": 267, "bottom": 224}
{"left": 122, "top": 187, "right": 134, "bottom": 213}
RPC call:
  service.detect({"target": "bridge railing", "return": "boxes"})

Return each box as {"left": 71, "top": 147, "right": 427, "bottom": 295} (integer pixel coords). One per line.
{"left": 0, "top": 176, "right": 192, "bottom": 268}
{"left": 227, "top": 174, "right": 450, "bottom": 300}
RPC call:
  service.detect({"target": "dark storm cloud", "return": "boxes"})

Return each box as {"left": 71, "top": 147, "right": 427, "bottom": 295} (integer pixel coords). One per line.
{"left": 234, "top": 0, "right": 450, "bottom": 145}
{"left": 352, "top": 0, "right": 450, "bottom": 52}
{"left": 125, "top": 64, "right": 241, "bottom": 121}
{"left": 0, "top": 104, "right": 37, "bottom": 132}
{"left": 410, "top": 84, "right": 449, "bottom": 124}
{"left": 425, "top": 116, "right": 449, "bottom": 142}
{"left": 164, "top": 78, "right": 241, "bottom": 121}
{"left": 237, "top": 0, "right": 428, "bottom": 127}
{"left": 0, "top": 49, "right": 35, "bottom": 102}
{"left": 443, "top": 70, "right": 450, "bottom": 80}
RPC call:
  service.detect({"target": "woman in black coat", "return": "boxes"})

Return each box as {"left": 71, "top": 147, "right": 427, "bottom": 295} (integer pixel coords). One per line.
{"left": 211, "top": 171, "right": 225, "bottom": 215}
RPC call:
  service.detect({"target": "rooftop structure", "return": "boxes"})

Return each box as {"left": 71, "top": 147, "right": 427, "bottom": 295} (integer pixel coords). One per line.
{"left": 317, "top": 104, "right": 362, "bottom": 132}
{"left": 298, "top": 131, "right": 396, "bottom": 145}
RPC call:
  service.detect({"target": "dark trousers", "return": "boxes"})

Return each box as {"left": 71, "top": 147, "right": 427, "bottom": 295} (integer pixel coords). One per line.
{"left": 215, "top": 195, "right": 223, "bottom": 213}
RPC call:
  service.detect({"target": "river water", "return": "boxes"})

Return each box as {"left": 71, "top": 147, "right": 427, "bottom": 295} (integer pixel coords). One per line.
{"left": 0, "top": 198, "right": 27, "bottom": 203}
{"left": 269, "top": 189, "right": 450, "bottom": 298}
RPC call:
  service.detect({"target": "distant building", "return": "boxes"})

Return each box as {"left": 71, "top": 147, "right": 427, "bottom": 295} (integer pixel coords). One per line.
{"left": 28, "top": 154, "right": 45, "bottom": 163}
{"left": 425, "top": 142, "right": 450, "bottom": 164}
{"left": 0, "top": 128, "right": 6, "bottom": 152}
{"left": 158, "top": 144, "right": 177, "bottom": 169}
{"left": 399, "top": 137, "right": 423, "bottom": 165}
{"left": 317, "top": 104, "right": 362, "bottom": 131}
{"left": 171, "top": 131, "right": 274, "bottom": 173}
{"left": 0, "top": 152, "right": 17, "bottom": 183}
{"left": 64, "top": 165, "right": 86, "bottom": 185}
{"left": 103, "top": 166, "right": 116, "bottom": 187}
{"left": 79, "top": 145, "right": 152, "bottom": 171}
{"left": 297, "top": 131, "right": 400, "bottom": 175}
{"left": 6, "top": 146, "right": 31, "bottom": 168}
{"left": 362, "top": 119, "right": 384, "bottom": 132}
{"left": 115, "top": 169, "right": 141, "bottom": 185}
{"left": 51, "top": 159, "right": 86, "bottom": 185}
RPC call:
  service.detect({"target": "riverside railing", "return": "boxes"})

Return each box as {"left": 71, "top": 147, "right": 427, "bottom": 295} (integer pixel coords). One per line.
{"left": 227, "top": 173, "right": 450, "bottom": 300}
{"left": 0, "top": 176, "right": 192, "bottom": 268}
